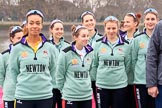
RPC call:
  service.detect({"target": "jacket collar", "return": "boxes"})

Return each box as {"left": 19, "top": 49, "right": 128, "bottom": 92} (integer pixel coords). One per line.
{"left": 50, "top": 36, "right": 64, "bottom": 45}
{"left": 71, "top": 41, "right": 93, "bottom": 54}
{"left": 102, "top": 35, "right": 124, "bottom": 45}
{"left": 21, "top": 33, "right": 47, "bottom": 45}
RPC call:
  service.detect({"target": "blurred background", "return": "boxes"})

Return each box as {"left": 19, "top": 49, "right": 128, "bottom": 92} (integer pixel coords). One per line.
{"left": 0, "top": 0, "right": 161, "bottom": 52}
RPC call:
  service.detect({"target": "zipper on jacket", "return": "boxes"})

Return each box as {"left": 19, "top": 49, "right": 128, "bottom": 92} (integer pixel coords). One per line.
{"left": 33, "top": 42, "right": 45, "bottom": 60}
{"left": 111, "top": 48, "right": 114, "bottom": 56}
{"left": 74, "top": 48, "right": 92, "bottom": 67}
{"left": 34, "top": 53, "right": 37, "bottom": 60}
{"left": 108, "top": 43, "right": 122, "bottom": 56}
{"left": 25, "top": 45, "right": 38, "bottom": 60}
{"left": 82, "top": 59, "right": 84, "bottom": 67}
{"left": 107, "top": 45, "right": 114, "bottom": 56}
{"left": 81, "top": 52, "right": 90, "bottom": 67}
{"left": 82, "top": 62, "right": 84, "bottom": 67}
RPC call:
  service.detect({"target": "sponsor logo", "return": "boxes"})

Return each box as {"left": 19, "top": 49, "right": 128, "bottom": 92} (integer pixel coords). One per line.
{"left": 74, "top": 71, "right": 88, "bottom": 78}
{"left": 104, "top": 60, "right": 119, "bottom": 66}
{"left": 136, "top": 88, "right": 140, "bottom": 99}
{"left": 4, "top": 102, "right": 8, "bottom": 108}
{"left": 17, "top": 100, "right": 22, "bottom": 104}
{"left": 67, "top": 101, "right": 73, "bottom": 105}
{"left": 26, "top": 64, "right": 46, "bottom": 73}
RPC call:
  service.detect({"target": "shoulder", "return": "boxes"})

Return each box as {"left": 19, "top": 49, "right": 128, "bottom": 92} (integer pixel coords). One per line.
{"left": 64, "top": 40, "right": 70, "bottom": 44}
{"left": 63, "top": 46, "right": 72, "bottom": 53}
{"left": 63, "top": 40, "right": 70, "bottom": 48}
{"left": 123, "top": 41, "right": 129, "bottom": 45}
{"left": 158, "top": 20, "right": 162, "bottom": 26}
{"left": 46, "top": 39, "right": 52, "bottom": 43}
{"left": 97, "top": 33, "right": 103, "bottom": 37}
{"left": 1, "top": 49, "right": 10, "bottom": 55}
{"left": 13, "top": 41, "right": 21, "bottom": 47}
{"left": 45, "top": 41, "right": 55, "bottom": 47}
{"left": 12, "top": 42, "right": 24, "bottom": 51}
{"left": 134, "top": 32, "right": 145, "bottom": 38}
{"left": 96, "top": 37, "right": 103, "bottom": 42}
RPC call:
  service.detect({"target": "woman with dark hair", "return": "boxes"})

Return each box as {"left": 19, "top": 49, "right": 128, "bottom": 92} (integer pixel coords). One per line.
{"left": 81, "top": 11, "right": 103, "bottom": 108}
{"left": 9, "top": 10, "right": 57, "bottom": 108}
{"left": 0, "top": 25, "right": 23, "bottom": 108}
{"left": 49, "top": 19, "right": 70, "bottom": 108}
{"left": 123, "top": 12, "right": 141, "bottom": 108}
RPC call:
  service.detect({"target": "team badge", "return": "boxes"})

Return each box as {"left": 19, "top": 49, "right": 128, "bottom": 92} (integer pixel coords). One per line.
{"left": 71, "top": 59, "right": 78, "bottom": 65}
{"left": 21, "top": 51, "right": 28, "bottom": 58}
{"left": 140, "top": 43, "right": 145, "bottom": 48}
{"left": 101, "top": 48, "right": 107, "bottom": 53}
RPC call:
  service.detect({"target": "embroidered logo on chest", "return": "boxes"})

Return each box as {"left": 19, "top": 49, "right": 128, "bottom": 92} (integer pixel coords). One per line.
{"left": 140, "top": 43, "right": 145, "bottom": 48}
{"left": 21, "top": 51, "right": 28, "bottom": 58}
{"left": 101, "top": 48, "right": 107, "bottom": 53}
{"left": 71, "top": 59, "right": 78, "bottom": 65}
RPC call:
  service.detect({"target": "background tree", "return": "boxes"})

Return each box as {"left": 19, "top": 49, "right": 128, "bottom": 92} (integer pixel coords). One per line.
{"left": 0, "top": 0, "right": 161, "bottom": 22}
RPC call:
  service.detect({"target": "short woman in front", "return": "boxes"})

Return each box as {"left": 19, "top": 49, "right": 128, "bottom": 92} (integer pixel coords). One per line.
{"left": 56, "top": 25, "right": 93, "bottom": 108}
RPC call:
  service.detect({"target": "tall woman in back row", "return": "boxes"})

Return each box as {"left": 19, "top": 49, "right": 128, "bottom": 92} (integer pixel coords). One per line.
{"left": 123, "top": 12, "right": 141, "bottom": 108}
{"left": 81, "top": 11, "right": 103, "bottom": 108}
{"left": 49, "top": 19, "right": 70, "bottom": 108}
{"left": 132, "top": 8, "right": 159, "bottom": 108}
{"left": 91, "top": 16, "right": 131, "bottom": 108}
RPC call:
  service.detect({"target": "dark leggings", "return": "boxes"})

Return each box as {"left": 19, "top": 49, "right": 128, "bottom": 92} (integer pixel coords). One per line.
{"left": 126, "top": 85, "right": 136, "bottom": 108}
{"left": 97, "top": 87, "right": 128, "bottom": 108}
{"left": 15, "top": 98, "right": 53, "bottom": 108}
{"left": 3, "top": 101, "right": 14, "bottom": 108}
{"left": 62, "top": 99, "right": 91, "bottom": 108}
{"left": 156, "top": 85, "right": 162, "bottom": 108}
{"left": 52, "top": 88, "right": 62, "bottom": 108}
{"left": 92, "top": 81, "right": 98, "bottom": 108}
{"left": 134, "top": 84, "right": 155, "bottom": 108}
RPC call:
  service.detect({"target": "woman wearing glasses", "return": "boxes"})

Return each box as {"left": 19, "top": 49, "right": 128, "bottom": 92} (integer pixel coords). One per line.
{"left": 56, "top": 25, "right": 93, "bottom": 108}
{"left": 132, "top": 8, "right": 159, "bottom": 108}
{"left": 48, "top": 19, "right": 70, "bottom": 108}
{"left": 0, "top": 26, "right": 23, "bottom": 108}
{"left": 9, "top": 10, "right": 57, "bottom": 108}
{"left": 91, "top": 16, "right": 131, "bottom": 108}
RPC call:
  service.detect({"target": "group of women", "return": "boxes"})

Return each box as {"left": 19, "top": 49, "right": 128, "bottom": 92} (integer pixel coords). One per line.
{"left": 0, "top": 7, "right": 161, "bottom": 108}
